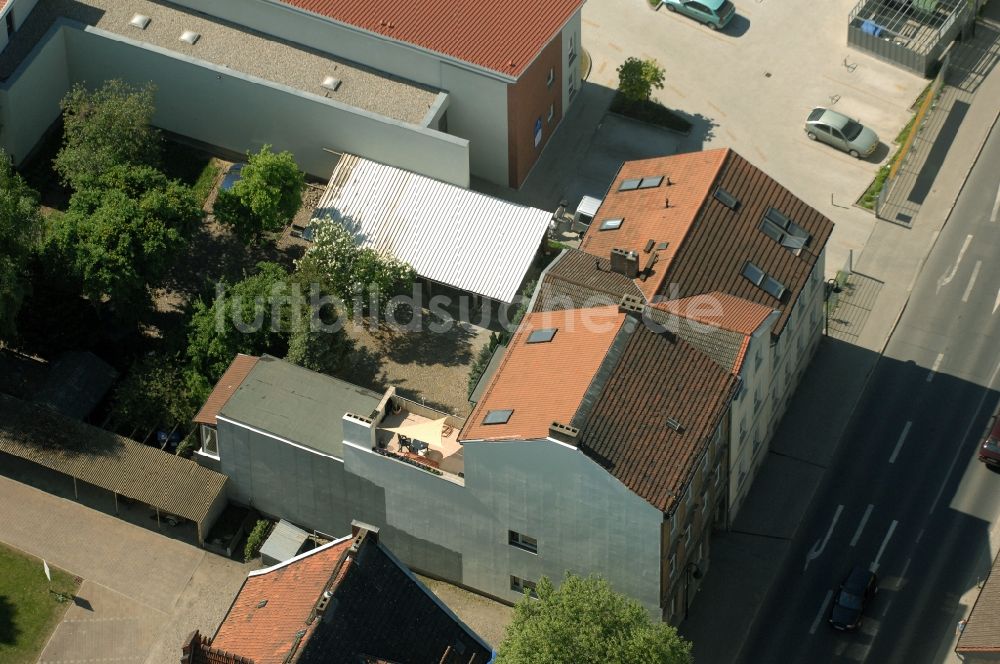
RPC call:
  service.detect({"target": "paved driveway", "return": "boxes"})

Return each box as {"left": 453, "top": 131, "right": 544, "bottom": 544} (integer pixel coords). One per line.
{"left": 0, "top": 470, "right": 251, "bottom": 664}
{"left": 574, "top": 0, "right": 928, "bottom": 274}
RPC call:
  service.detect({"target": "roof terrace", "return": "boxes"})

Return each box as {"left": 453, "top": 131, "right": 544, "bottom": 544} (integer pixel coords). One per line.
{"left": 375, "top": 401, "right": 465, "bottom": 481}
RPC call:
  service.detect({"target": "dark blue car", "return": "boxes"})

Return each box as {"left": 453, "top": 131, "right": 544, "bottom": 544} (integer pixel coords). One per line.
{"left": 829, "top": 566, "right": 878, "bottom": 630}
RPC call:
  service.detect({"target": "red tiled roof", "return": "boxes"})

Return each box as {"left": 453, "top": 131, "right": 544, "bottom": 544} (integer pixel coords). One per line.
{"left": 650, "top": 292, "right": 775, "bottom": 336}
{"left": 193, "top": 355, "right": 259, "bottom": 425}
{"left": 580, "top": 150, "right": 728, "bottom": 302}
{"left": 957, "top": 547, "right": 1000, "bottom": 653}
{"left": 211, "top": 537, "right": 354, "bottom": 662}
{"left": 461, "top": 307, "right": 625, "bottom": 442}
{"left": 579, "top": 323, "right": 735, "bottom": 513}
{"left": 277, "top": 0, "right": 583, "bottom": 78}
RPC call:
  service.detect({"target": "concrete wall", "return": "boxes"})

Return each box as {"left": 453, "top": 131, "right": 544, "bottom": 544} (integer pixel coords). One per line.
{"left": 560, "top": 14, "right": 583, "bottom": 113}
{"left": 0, "top": 22, "right": 470, "bottom": 185}
{"left": 165, "top": 0, "right": 514, "bottom": 185}
{"left": 0, "top": 23, "right": 69, "bottom": 164}
{"left": 215, "top": 418, "right": 353, "bottom": 536}
{"left": 344, "top": 435, "right": 663, "bottom": 613}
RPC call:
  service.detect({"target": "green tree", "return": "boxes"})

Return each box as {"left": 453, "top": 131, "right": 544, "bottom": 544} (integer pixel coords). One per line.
{"left": 186, "top": 262, "right": 295, "bottom": 383}
{"left": 53, "top": 80, "right": 161, "bottom": 191}
{"left": 294, "top": 217, "right": 415, "bottom": 318}
{"left": 110, "top": 353, "right": 202, "bottom": 432}
{"left": 0, "top": 151, "right": 42, "bottom": 338}
{"left": 495, "top": 574, "right": 692, "bottom": 664}
{"left": 284, "top": 309, "right": 353, "bottom": 376}
{"left": 616, "top": 57, "right": 666, "bottom": 103}
{"left": 43, "top": 165, "right": 202, "bottom": 316}
{"left": 214, "top": 145, "right": 305, "bottom": 244}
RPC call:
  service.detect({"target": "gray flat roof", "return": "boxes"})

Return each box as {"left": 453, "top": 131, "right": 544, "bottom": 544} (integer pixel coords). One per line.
{"left": 219, "top": 355, "right": 383, "bottom": 458}
{"left": 0, "top": 0, "right": 440, "bottom": 124}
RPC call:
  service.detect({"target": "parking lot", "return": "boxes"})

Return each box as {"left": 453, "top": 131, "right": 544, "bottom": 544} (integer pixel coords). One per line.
{"left": 538, "top": 0, "right": 928, "bottom": 276}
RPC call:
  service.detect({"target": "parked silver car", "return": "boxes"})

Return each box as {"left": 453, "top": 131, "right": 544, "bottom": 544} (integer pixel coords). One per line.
{"left": 805, "top": 107, "right": 879, "bottom": 158}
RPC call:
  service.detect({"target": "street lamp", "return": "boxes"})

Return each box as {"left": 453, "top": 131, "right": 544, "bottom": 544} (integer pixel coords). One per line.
{"left": 824, "top": 278, "right": 842, "bottom": 336}
{"left": 684, "top": 561, "right": 703, "bottom": 620}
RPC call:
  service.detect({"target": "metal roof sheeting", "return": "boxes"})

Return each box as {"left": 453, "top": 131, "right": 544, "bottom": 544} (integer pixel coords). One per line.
{"left": 313, "top": 155, "right": 551, "bottom": 303}
{"left": 0, "top": 394, "right": 228, "bottom": 526}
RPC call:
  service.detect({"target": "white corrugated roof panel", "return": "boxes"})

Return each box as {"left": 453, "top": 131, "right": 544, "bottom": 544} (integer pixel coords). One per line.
{"left": 313, "top": 155, "right": 551, "bottom": 303}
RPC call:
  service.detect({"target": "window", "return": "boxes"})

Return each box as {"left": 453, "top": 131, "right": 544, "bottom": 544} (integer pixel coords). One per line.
{"left": 753, "top": 390, "right": 762, "bottom": 414}
{"left": 669, "top": 553, "right": 677, "bottom": 579}
{"left": 568, "top": 34, "right": 577, "bottom": 63}
{"left": 702, "top": 491, "right": 710, "bottom": 517}
{"left": 508, "top": 530, "right": 538, "bottom": 554}
{"left": 619, "top": 178, "right": 642, "bottom": 191}
{"left": 5, "top": 10, "right": 14, "bottom": 38}
{"left": 568, "top": 74, "right": 577, "bottom": 101}
{"left": 666, "top": 417, "right": 684, "bottom": 432}
{"left": 546, "top": 68, "right": 554, "bottom": 87}
{"left": 686, "top": 486, "right": 693, "bottom": 506}
{"left": 742, "top": 261, "right": 765, "bottom": 286}
{"left": 701, "top": 452, "right": 708, "bottom": 476}
{"left": 527, "top": 328, "right": 557, "bottom": 344}
{"left": 762, "top": 275, "right": 787, "bottom": 301}
{"left": 638, "top": 175, "right": 664, "bottom": 189}
{"left": 511, "top": 575, "right": 538, "bottom": 597}
{"left": 713, "top": 187, "right": 740, "bottom": 210}
{"left": 733, "top": 376, "right": 745, "bottom": 401}
{"left": 754, "top": 346, "right": 763, "bottom": 370}
{"left": 483, "top": 409, "right": 513, "bottom": 425}
{"left": 670, "top": 514, "right": 677, "bottom": 537}
{"left": 715, "top": 466, "right": 723, "bottom": 487}
{"left": 547, "top": 103, "right": 554, "bottom": 123}
{"left": 760, "top": 208, "right": 811, "bottom": 255}
{"left": 684, "top": 524, "right": 692, "bottom": 547}
{"left": 599, "top": 218, "right": 623, "bottom": 231}
{"left": 199, "top": 425, "right": 219, "bottom": 457}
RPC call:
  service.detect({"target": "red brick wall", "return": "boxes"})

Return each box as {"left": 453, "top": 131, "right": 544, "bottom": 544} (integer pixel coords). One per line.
{"left": 506, "top": 34, "right": 563, "bottom": 188}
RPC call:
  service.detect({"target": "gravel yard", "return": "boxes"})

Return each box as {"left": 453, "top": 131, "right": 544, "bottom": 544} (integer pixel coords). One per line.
{"left": 417, "top": 574, "right": 514, "bottom": 649}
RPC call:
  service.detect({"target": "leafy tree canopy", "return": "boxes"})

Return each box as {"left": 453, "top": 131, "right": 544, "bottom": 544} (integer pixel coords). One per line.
{"left": 186, "top": 262, "right": 295, "bottom": 383}
{"left": 53, "top": 80, "right": 162, "bottom": 191}
{"left": 294, "top": 218, "right": 416, "bottom": 318}
{"left": 495, "top": 574, "right": 693, "bottom": 664}
{"left": 42, "top": 165, "right": 202, "bottom": 316}
{"left": 0, "top": 150, "right": 43, "bottom": 338}
{"left": 215, "top": 145, "right": 305, "bottom": 244}
{"left": 110, "top": 353, "right": 204, "bottom": 432}
{"left": 616, "top": 57, "right": 666, "bottom": 103}
{"left": 284, "top": 308, "right": 354, "bottom": 377}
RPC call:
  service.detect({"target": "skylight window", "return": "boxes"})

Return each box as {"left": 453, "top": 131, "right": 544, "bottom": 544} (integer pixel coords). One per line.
{"left": 638, "top": 176, "right": 664, "bottom": 189}
{"left": 741, "top": 261, "right": 765, "bottom": 286}
{"left": 179, "top": 30, "right": 201, "bottom": 45}
{"left": 618, "top": 178, "right": 642, "bottom": 191}
{"left": 483, "top": 409, "right": 513, "bottom": 425}
{"left": 130, "top": 14, "right": 151, "bottom": 29}
{"left": 760, "top": 208, "right": 811, "bottom": 254}
{"left": 714, "top": 187, "right": 740, "bottom": 210}
{"left": 527, "top": 328, "right": 557, "bottom": 344}
{"left": 599, "top": 218, "right": 623, "bottom": 231}
{"left": 666, "top": 417, "right": 684, "bottom": 433}
{"left": 762, "top": 275, "right": 787, "bottom": 301}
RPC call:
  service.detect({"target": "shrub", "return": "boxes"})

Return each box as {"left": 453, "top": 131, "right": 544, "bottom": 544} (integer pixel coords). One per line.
{"left": 243, "top": 519, "right": 272, "bottom": 562}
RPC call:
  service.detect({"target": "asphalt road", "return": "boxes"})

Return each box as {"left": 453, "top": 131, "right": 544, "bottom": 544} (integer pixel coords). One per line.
{"left": 738, "top": 119, "right": 1000, "bottom": 663}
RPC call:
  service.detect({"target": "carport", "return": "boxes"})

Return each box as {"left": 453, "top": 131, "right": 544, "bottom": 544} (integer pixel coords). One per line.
{"left": 0, "top": 394, "right": 229, "bottom": 545}
{"left": 848, "top": 0, "right": 971, "bottom": 75}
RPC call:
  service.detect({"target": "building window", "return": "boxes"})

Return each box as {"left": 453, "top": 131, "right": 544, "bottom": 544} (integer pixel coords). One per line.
{"left": 755, "top": 347, "right": 763, "bottom": 370}
{"left": 702, "top": 491, "right": 710, "bottom": 517}
{"left": 753, "top": 390, "right": 762, "bottom": 414}
{"left": 6, "top": 10, "right": 14, "bottom": 38}
{"left": 199, "top": 424, "right": 219, "bottom": 457}
{"left": 546, "top": 68, "right": 554, "bottom": 87}
{"left": 568, "top": 34, "right": 577, "bottom": 63}
{"left": 669, "top": 553, "right": 676, "bottom": 579}
{"left": 547, "top": 103, "right": 554, "bottom": 123}
{"left": 568, "top": 74, "right": 577, "bottom": 102}
{"left": 715, "top": 467, "right": 723, "bottom": 487}
{"left": 684, "top": 524, "right": 692, "bottom": 548}
{"left": 686, "top": 486, "right": 693, "bottom": 506}
{"left": 670, "top": 514, "right": 677, "bottom": 537}
{"left": 701, "top": 452, "right": 709, "bottom": 477}
{"left": 508, "top": 530, "right": 538, "bottom": 554}
{"left": 511, "top": 575, "right": 538, "bottom": 597}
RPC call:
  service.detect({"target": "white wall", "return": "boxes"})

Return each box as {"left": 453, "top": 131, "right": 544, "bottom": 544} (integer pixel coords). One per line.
{"left": 343, "top": 435, "right": 664, "bottom": 614}
{"left": 0, "top": 22, "right": 470, "bottom": 185}
{"left": 561, "top": 13, "right": 583, "bottom": 111}
{"left": 165, "top": 0, "right": 513, "bottom": 185}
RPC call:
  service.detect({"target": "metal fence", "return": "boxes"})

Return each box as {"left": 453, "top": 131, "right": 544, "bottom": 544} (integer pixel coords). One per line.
{"left": 848, "top": 0, "right": 969, "bottom": 75}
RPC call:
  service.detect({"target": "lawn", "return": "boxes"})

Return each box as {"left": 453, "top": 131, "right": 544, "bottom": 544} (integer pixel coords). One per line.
{"left": 0, "top": 544, "right": 79, "bottom": 664}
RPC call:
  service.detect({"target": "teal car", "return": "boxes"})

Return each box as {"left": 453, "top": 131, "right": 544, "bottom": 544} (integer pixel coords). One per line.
{"left": 661, "top": 0, "right": 736, "bottom": 30}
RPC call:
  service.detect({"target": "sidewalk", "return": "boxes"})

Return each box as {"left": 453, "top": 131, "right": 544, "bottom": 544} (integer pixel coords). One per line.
{"left": 678, "top": 8, "right": 1000, "bottom": 662}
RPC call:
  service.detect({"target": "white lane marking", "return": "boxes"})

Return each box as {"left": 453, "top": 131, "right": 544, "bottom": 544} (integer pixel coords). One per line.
{"left": 870, "top": 520, "right": 899, "bottom": 574}
{"left": 916, "top": 528, "right": 925, "bottom": 544}
{"left": 810, "top": 590, "right": 835, "bottom": 635}
{"left": 991, "top": 181, "right": 1000, "bottom": 223}
{"left": 962, "top": 261, "right": 982, "bottom": 303}
{"left": 927, "top": 353, "right": 944, "bottom": 382}
{"left": 994, "top": 287, "right": 1000, "bottom": 315}
{"left": 851, "top": 504, "right": 875, "bottom": 547}
{"left": 931, "top": 358, "right": 1000, "bottom": 514}
{"left": 936, "top": 234, "right": 973, "bottom": 292}
{"left": 889, "top": 421, "right": 913, "bottom": 464}
{"left": 805, "top": 504, "right": 844, "bottom": 571}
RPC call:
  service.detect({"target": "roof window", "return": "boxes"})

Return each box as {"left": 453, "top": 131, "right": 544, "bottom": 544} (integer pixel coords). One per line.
{"left": 618, "top": 178, "right": 642, "bottom": 191}
{"left": 638, "top": 176, "right": 664, "bottom": 189}
{"left": 321, "top": 76, "right": 342, "bottom": 92}
{"left": 741, "top": 261, "right": 765, "bottom": 286}
{"left": 743, "top": 261, "right": 788, "bottom": 301}
{"left": 130, "top": 14, "right": 151, "bottom": 29}
{"left": 179, "top": 30, "right": 201, "bottom": 45}
{"left": 762, "top": 275, "right": 787, "bottom": 301}
{"left": 760, "top": 208, "right": 811, "bottom": 254}
{"left": 666, "top": 417, "right": 684, "bottom": 433}
{"left": 483, "top": 409, "right": 513, "bottom": 425}
{"left": 599, "top": 218, "right": 623, "bottom": 231}
{"left": 526, "top": 328, "right": 557, "bottom": 344}
{"left": 714, "top": 187, "right": 740, "bottom": 210}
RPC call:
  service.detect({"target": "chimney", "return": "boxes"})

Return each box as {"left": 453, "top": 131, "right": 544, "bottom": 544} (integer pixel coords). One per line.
{"left": 350, "top": 520, "right": 380, "bottom": 545}
{"left": 618, "top": 294, "right": 644, "bottom": 317}
{"left": 610, "top": 248, "right": 639, "bottom": 278}
{"left": 549, "top": 422, "right": 580, "bottom": 446}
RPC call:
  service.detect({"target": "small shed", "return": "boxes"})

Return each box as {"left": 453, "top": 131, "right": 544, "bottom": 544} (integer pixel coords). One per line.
{"left": 34, "top": 351, "right": 118, "bottom": 421}
{"left": 259, "top": 519, "right": 311, "bottom": 566}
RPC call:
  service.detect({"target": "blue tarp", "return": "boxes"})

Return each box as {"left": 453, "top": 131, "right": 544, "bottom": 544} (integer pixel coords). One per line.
{"left": 861, "top": 19, "right": 884, "bottom": 37}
